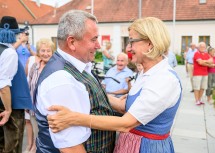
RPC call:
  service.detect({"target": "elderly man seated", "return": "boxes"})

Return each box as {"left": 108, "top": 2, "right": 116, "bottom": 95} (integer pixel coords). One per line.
{"left": 102, "top": 52, "right": 133, "bottom": 98}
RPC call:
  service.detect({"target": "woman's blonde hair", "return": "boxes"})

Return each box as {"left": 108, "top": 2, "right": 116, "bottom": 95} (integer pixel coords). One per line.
{"left": 128, "top": 17, "right": 170, "bottom": 59}
{"left": 106, "top": 41, "right": 112, "bottom": 48}
{"left": 36, "top": 38, "right": 55, "bottom": 55}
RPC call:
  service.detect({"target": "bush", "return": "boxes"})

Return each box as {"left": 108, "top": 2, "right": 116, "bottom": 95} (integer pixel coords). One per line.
{"left": 94, "top": 51, "right": 103, "bottom": 62}
{"left": 176, "top": 54, "right": 184, "bottom": 65}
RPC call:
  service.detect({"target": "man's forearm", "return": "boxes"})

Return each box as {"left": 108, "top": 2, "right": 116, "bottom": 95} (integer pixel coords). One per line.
{"left": 60, "top": 144, "right": 86, "bottom": 153}
{"left": 0, "top": 86, "right": 12, "bottom": 112}
{"left": 201, "top": 62, "right": 212, "bottom": 67}
{"left": 107, "top": 94, "right": 125, "bottom": 114}
{"left": 198, "top": 60, "right": 213, "bottom": 67}
{"left": 110, "top": 89, "right": 128, "bottom": 95}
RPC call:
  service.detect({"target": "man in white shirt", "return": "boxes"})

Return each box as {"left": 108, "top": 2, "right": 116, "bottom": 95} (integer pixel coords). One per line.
{"left": 186, "top": 43, "right": 197, "bottom": 92}
{"left": 0, "top": 16, "right": 32, "bottom": 153}
{"left": 167, "top": 51, "right": 177, "bottom": 68}
{"left": 35, "top": 10, "right": 115, "bottom": 153}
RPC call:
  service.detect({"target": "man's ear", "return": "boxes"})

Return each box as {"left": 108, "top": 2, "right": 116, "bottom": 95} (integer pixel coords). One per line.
{"left": 67, "top": 36, "right": 75, "bottom": 50}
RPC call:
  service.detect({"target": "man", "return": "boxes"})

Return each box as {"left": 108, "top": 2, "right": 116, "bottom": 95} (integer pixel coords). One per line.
{"left": 167, "top": 51, "right": 177, "bottom": 68}
{"left": 16, "top": 30, "right": 36, "bottom": 68}
{"left": 34, "top": 10, "right": 115, "bottom": 153}
{"left": 193, "top": 42, "right": 212, "bottom": 105}
{"left": 102, "top": 52, "right": 133, "bottom": 97}
{"left": 186, "top": 43, "right": 197, "bottom": 92}
{"left": 0, "top": 16, "right": 32, "bottom": 153}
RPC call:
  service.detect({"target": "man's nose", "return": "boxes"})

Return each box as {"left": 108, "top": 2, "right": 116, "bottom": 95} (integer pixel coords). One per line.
{"left": 95, "top": 40, "right": 101, "bottom": 49}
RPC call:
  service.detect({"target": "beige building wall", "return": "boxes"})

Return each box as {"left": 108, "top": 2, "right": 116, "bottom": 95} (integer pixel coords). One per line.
{"left": 31, "top": 25, "right": 57, "bottom": 47}
{"left": 31, "top": 20, "right": 215, "bottom": 56}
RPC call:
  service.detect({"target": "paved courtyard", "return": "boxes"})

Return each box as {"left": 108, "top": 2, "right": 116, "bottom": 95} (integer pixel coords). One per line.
{"left": 172, "top": 65, "right": 215, "bottom": 153}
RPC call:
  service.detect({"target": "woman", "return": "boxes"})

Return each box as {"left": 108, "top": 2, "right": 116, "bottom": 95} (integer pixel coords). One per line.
{"left": 24, "top": 38, "right": 55, "bottom": 153}
{"left": 102, "top": 41, "right": 114, "bottom": 74}
{"left": 47, "top": 17, "right": 182, "bottom": 153}
{"left": 206, "top": 47, "right": 215, "bottom": 104}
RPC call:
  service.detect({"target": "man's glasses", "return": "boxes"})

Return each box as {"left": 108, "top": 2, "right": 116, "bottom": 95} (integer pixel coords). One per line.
{"left": 128, "top": 38, "right": 144, "bottom": 48}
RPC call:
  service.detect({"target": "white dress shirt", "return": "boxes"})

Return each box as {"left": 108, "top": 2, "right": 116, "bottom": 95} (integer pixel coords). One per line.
{"left": 0, "top": 43, "right": 18, "bottom": 89}
{"left": 36, "top": 49, "right": 91, "bottom": 148}
{"left": 128, "top": 58, "right": 181, "bottom": 125}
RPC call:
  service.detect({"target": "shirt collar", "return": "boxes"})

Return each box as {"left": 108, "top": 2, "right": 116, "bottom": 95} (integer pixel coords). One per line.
{"left": 143, "top": 57, "right": 169, "bottom": 76}
{"left": 57, "top": 48, "right": 92, "bottom": 73}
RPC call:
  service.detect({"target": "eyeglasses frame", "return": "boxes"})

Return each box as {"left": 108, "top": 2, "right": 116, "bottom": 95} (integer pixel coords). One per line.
{"left": 128, "top": 38, "right": 144, "bottom": 48}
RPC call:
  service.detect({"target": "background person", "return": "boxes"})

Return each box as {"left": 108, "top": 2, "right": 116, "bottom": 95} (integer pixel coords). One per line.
{"left": 102, "top": 52, "right": 133, "bottom": 98}
{"left": 132, "top": 63, "right": 144, "bottom": 83}
{"left": 193, "top": 42, "right": 212, "bottom": 105}
{"left": 125, "top": 45, "right": 137, "bottom": 72}
{"left": 16, "top": 31, "right": 36, "bottom": 68}
{"left": 186, "top": 43, "right": 197, "bottom": 92}
{"left": 184, "top": 46, "right": 189, "bottom": 77}
{"left": 167, "top": 51, "right": 177, "bottom": 68}
{"left": 47, "top": 17, "right": 182, "bottom": 153}
{"left": 205, "top": 46, "right": 215, "bottom": 104}
{"left": 126, "top": 63, "right": 144, "bottom": 93}
{"left": 23, "top": 38, "right": 55, "bottom": 153}
{"left": 102, "top": 41, "right": 114, "bottom": 74}
{"left": 0, "top": 16, "right": 32, "bottom": 153}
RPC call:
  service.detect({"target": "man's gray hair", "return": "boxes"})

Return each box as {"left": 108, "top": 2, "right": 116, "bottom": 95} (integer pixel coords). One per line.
{"left": 57, "top": 10, "right": 97, "bottom": 41}
{"left": 117, "top": 52, "right": 128, "bottom": 62}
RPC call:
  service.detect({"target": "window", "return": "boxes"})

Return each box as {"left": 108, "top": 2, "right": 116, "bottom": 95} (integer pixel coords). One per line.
{"left": 181, "top": 36, "right": 192, "bottom": 64}
{"left": 199, "top": 36, "right": 210, "bottom": 46}
{"left": 122, "top": 37, "right": 129, "bottom": 52}
{"left": 199, "top": 0, "right": 206, "bottom": 4}
{"left": 181, "top": 36, "right": 192, "bottom": 52}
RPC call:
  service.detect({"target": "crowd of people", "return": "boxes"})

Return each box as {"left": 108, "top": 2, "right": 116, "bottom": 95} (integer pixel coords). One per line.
{"left": 184, "top": 42, "right": 215, "bottom": 105}
{"left": 3, "top": 8, "right": 214, "bottom": 153}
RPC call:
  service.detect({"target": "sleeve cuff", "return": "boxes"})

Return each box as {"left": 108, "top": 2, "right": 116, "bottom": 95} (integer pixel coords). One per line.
{"left": 0, "top": 79, "right": 12, "bottom": 89}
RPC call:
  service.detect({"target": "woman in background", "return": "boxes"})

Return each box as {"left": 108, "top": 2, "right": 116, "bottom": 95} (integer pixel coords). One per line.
{"left": 206, "top": 47, "right": 215, "bottom": 104}
{"left": 102, "top": 41, "right": 114, "bottom": 74}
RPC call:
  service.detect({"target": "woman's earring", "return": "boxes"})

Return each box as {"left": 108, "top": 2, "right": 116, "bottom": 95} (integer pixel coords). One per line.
{"left": 148, "top": 48, "right": 153, "bottom": 53}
